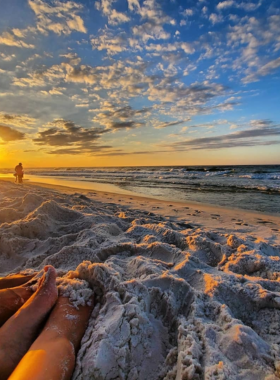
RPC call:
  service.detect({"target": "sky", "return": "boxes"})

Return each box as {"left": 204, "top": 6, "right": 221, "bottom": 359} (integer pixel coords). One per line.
{"left": 0, "top": 0, "right": 280, "bottom": 168}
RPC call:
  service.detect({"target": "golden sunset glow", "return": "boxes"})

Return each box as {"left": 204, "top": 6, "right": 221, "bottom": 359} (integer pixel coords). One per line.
{"left": 0, "top": 2, "right": 280, "bottom": 377}
{"left": 0, "top": 0, "right": 279, "bottom": 167}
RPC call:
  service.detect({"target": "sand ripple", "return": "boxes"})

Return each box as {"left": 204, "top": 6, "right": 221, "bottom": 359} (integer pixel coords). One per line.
{"left": 0, "top": 181, "right": 279, "bottom": 379}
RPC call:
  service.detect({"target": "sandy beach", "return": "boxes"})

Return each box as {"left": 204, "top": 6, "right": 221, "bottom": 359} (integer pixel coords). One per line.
{"left": 0, "top": 178, "right": 280, "bottom": 379}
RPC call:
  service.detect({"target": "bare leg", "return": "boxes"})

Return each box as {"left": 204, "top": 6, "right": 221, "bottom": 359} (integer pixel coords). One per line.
{"left": 0, "top": 266, "right": 58, "bottom": 380}
{"left": 0, "top": 273, "right": 37, "bottom": 325}
{"left": 9, "top": 296, "right": 94, "bottom": 380}
{"left": 0, "top": 286, "right": 33, "bottom": 327}
{"left": 0, "top": 273, "right": 36, "bottom": 290}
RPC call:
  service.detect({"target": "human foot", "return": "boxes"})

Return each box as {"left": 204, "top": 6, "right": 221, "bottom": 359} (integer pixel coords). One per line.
{"left": 0, "top": 265, "right": 58, "bottom": 380}
{"left": 9, "top": 295, "right": 94, "bottom": 380}
{"left": 0, "top": 273, "right": 36, "bottom": 290}
{"left": 0, "top": 286, "right": 33, "bottom": 327}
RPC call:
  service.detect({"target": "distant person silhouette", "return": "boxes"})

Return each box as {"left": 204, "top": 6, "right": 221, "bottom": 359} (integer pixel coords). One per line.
{"left": 15, "top": 163, "right": 24, "bottom": 183}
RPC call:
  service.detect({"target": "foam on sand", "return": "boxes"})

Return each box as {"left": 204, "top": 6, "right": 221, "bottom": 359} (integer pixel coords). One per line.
{"left": 0, "top": 180, "right": 280, "bottom": 379}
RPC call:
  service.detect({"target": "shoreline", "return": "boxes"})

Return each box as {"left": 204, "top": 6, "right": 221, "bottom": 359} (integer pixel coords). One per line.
{"left": 1, "top": 176, "right": 280, "bottom": 220}
{"left": 1, "top": 178, "right": 279, "bottom": 245}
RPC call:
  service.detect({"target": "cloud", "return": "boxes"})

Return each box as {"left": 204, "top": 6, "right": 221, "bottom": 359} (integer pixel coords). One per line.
{"left": 132, "top": 23, "right": 170, "bottom": 42}
{"left": 60, "top": 52, "right": 81, "bottom": 65}
{"left": 217, "top": 0, "right": 262, "bottom": 11}
{"left": 202, "top": 6, "right": 208, "bottom": 14}
{"left": 161, "top": 122, "right": 280, "bottom": 150}
{"left": 109, "top": 121, "right": 144, "bottom": 130}
{"left": 243, "top": 57, "right": 280, "bottom": 82}
{"left": 91, "top": 29, "right": 128, "bottom": 55}
{"left": 209, "top": 13, "right": 223, "bottom": 24}
{"left": 41, "top": 86, "right": 66, "bottom": 96}
{"left": 92, "top": 103, "right": 151, "bottom": 131}
{"left": 13, "top": 62, "right": 67, "bottom": 87}
{"left": 217, "top": 0, "right": 235, "bottom": 9}
{"left": 0, "top": 113, "right": 36, "bottom": 129}
{"left": 0, "top": 0, "right": 278, "bottom": 162}
{"left": 97, "top": 105, "right": 152, "bottom": 119}
{"left": 181, "top": 8, "right": 194, "bottom": 17}
{"left": 0, "top": 53, "right": 16, "bottom": 62}
{"left": 155, "top": 120, "right": 189, "bottom": 129}
{"left": 95, "top": 0, "right": 130, "bottom": 25}
{"left": 47, "top": 146, "right": 165, "bottom": 157}
{"left": 75, "top": 102, "right": 89, "bottom": 108}
{"left": 179, "top": 119, "right": 229, "bottom": 130}
{"left": 250, "top": 119, "right": 273, "bottom": 128}
{"left": 46, "top": 145, "right": 112, "bottom": 155}
{"left": 146, "top": 42, "right": 195, "bottom": 54}
{"left": 11, "top": 50, "right": 234, "bottom": 134}
{"left": 13, "top": 59, "right": 100, "bottom": 88}
{"left": 0, "top": 125, "right": 25, "bottom": 141}
{"left": 93, "top": 150, "right": 153, "bottom": 157}
{"left": 33, "top": 120, "right": 107, "bottom": 150}
{"left": 136, "top": 0, "right": 174, "bottom": 24}
{"left": 227, "top": 15, "right": 280, "bottom": 81}
{"left": 65, "top": 65, "right": 99, "bottom": 85}
{"left": 28, "top": 0, "right": 87, "bottom": 35}
{"left": 108, "top": 9, "right": 130, "bottom": 25}
{"left": 128, "top": 0, "right": 140, "bottom": 11}
{"left": 49, "top": 87, "right": 66, "bottom": 95}
{"left": 129, "top": 0, "right": 175, "bottom": 42}
{"left": 147, "top": 81, "right": 227, "bottom": 107}
{"left": 12, "top": 59, "right": 151, "bottom": 94}
{"left": 0, "top": 31, "right": 34, "bottom": 48}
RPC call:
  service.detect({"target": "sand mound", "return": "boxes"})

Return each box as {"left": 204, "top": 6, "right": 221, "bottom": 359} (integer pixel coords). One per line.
{"left": 0, "top": 181, "right": 280, "bottom": 379}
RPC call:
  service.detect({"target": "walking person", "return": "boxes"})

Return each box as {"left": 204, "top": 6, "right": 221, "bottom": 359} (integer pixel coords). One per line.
{"left": 15, "top": 163, "right": 24, "bottom": 183}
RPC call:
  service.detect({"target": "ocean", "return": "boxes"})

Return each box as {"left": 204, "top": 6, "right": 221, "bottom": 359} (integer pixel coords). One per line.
{"left": 1, "top": 165, "right": 280, "bottom": 215}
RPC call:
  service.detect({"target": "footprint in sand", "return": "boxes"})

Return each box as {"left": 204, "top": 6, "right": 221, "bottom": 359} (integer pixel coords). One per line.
{"left": 177, "top": 222, "right": 194, "bottom": 229}
{"left": 257, "top": 220, "right": 274, "bottom": 225}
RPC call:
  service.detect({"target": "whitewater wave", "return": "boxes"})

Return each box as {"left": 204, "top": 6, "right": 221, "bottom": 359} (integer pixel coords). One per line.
{"left": 1, "top": 165, "right": 280, "bottom": 214}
